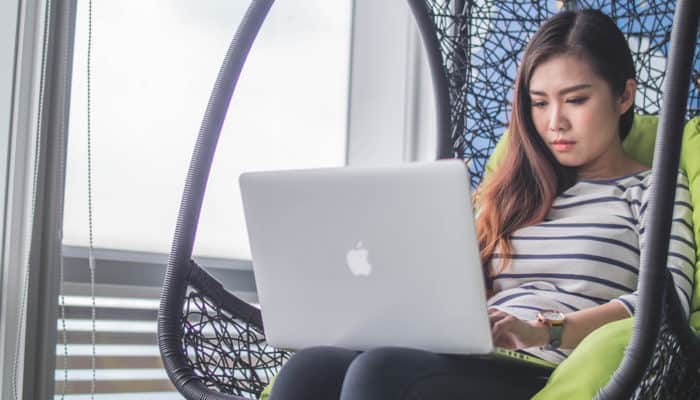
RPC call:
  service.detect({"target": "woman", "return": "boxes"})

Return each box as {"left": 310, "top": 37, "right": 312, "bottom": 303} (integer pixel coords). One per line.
{"left": 269, "top": 9, "right": 695, "bottom": 399}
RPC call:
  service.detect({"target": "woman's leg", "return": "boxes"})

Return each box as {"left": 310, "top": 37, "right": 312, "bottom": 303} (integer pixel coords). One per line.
{"left": 340, "top": 347, "right": 551, "bottom": 400}
{"left": 269, "top": 346, "right": 359, "bottom": 400}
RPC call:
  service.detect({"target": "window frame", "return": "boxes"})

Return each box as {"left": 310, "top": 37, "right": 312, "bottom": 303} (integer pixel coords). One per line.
{"left": 0, "top": 0, "right": 78, "bottom": 399}
{"left": 0, "top": 0, "right": 21, "bottom": 397}
{"left": 0, "top": 0, "right": 436, "bottom": 397}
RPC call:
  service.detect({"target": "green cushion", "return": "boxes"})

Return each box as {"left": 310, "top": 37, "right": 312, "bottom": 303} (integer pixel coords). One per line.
{"left": 681, "top": 117, "right": 700, "bottom": 316}
{"left": 532, "top": 318, "right": 633, "bottom": 400}
{"left": 261, "top": 377, "right": 274, "bottom": 400}
{"left": 622, "top": 114, "right": 658, "bottom": 166}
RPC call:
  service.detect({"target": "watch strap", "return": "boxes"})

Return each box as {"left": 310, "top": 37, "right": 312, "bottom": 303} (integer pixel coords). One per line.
{"left": 545, "top": 324, "right": 564, "bottom": 350}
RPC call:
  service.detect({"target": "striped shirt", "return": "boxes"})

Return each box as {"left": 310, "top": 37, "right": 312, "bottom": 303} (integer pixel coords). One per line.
{"left": 486, "top": 170, "right": 695, "bottom": 364}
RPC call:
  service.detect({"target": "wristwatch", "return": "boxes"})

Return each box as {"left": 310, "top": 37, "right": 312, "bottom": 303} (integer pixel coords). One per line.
{"left": 537, "top": 309, "right": 566, "bottom": 350}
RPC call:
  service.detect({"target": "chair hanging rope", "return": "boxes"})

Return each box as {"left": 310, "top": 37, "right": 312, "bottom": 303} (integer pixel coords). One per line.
{"left": 158, "top": 1, "right": 276, "bottom": 399}
{"left": 405, "top": 0, "right": 454, "bottom": 160}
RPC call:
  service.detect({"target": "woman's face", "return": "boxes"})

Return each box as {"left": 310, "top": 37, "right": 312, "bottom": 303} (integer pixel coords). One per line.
{"left": 528, "top": 54, "right": 633, "bottom": 177}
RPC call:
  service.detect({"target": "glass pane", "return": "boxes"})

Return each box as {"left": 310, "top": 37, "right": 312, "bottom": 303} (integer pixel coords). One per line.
{"left": 63, "top": 0, "right": 352, "bottom": 260}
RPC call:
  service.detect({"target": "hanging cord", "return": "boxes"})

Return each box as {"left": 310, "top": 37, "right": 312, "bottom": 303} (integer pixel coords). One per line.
{"left": 58, "top": 244, "right": 68, "bottom": 400}
{"left": 11, "top": 0, "right": 52, "bottom": 398}
{"left": 85, "top": 0, "right": 97, "bottom": 397}
{"left": 59, "top": 2, "right": 96, "bottom": 397}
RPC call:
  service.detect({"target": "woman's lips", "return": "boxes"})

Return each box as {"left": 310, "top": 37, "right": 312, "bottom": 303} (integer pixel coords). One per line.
{"left": 551, "top": 140, "right": 576, "bottom": 152}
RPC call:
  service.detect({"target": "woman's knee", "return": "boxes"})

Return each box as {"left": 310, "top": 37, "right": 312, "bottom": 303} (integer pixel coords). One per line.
{"left": 347, "top": 347, "right": 418, "bottom": 375}
{"left": 342, "top": 347, "right": 434, "bottom": 399}
{"left": 269, "top": 346, "right": 357, "bottom": 400}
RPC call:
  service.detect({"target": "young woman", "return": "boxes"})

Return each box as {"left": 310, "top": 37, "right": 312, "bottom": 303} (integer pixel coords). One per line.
{"left": 269, "top": 9, "right": 695, "bottom": 399}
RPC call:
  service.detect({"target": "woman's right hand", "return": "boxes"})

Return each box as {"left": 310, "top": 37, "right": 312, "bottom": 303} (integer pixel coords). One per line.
{"left": 488, "top": 308, "right": 549, "bottom": 350}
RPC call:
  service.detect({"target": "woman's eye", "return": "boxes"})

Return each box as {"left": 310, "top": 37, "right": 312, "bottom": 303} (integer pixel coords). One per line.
{"left": 531, "top": 101, "right": 546, "bottom": 108}
{"left": 567, "top": 97, "right": 587, "bottom": 104}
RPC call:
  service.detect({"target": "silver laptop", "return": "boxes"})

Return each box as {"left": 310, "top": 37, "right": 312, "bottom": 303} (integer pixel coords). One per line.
{"left": 239, "top": 160, "right": 554, "bottom": 368}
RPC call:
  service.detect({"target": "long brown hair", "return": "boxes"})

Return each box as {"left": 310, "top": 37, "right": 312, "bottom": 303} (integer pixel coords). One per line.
{"left": 475, "top": 9, "right": 636, "bottom": 287}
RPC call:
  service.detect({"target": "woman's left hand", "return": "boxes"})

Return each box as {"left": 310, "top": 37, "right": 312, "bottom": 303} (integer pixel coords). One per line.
{"left": 488, "top": 308, "right": 549, "bottom": 350}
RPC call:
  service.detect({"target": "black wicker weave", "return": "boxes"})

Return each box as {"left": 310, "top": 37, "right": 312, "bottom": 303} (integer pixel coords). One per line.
{"left": 158, "top": 0, "right": 699, "bottom": 399}
{"left": 629, "top": 276, "right": 700, "bottom": 399}
{"left": 180, "top": 262, "right": 291, "bottom": 397}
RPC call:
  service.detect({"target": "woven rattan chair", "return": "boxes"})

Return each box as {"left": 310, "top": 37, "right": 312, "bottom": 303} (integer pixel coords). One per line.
{"left": 158, "top": 0, "right": 699, "bottom": 398}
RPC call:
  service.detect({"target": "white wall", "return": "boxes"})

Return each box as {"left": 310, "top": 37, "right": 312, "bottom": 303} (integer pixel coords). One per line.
{"left": 347, "top": 0, "right": 436, "bottom": 166}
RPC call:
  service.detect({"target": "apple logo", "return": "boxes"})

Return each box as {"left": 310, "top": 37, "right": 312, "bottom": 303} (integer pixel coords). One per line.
{"left": 346, "top": 240, "right": 372, "bottom": 276}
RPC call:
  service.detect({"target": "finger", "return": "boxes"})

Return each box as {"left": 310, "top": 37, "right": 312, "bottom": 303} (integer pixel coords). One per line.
{"left": 492, "top": 315, "right": 515, "bottom": 330}
{"left": 491, "top": 315, "right": 514, "bottom": 337}
{"left": 491, "top": 326, "right": 515, "bottom": 349}
{"left": 489, "top": 314, "right": 505, "bottom": 328}
{"left": 488, "top": 308, "right": 514, "bottom": 320}
{"left": 488, "top": 310, "right": 510, "bottom": 327}
{"left": 487, "top": 308, "right": 506, "bottom": 323}
{"left": 492, "top": 317, "right": 530, "bottom": 350}
{"left": 492, "top": 322, "right": 519, "bottom": 349}
{"left": 495, "top": 335, "right": 516, "bottom": 350}
{"left": 487, "top": 307, "right": 502, "bottom": 316}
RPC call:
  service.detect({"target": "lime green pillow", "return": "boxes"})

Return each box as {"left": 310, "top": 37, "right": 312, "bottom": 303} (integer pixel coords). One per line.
{"left": 261, "top": 378, "right": 274, "bottom": 399}
{"left": 681, "top": 117, "right": 700, "bottom": 317}
{"left": 532, "top": 317, "right": 633, "bottom": 400}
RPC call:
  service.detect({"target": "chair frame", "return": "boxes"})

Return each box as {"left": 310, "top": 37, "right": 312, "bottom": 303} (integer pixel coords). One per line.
{"left": 157, "top": 1, "right": 282, "bottom": 399}
{"left": 158, "top": 0, "right": 700, "bottom": 399}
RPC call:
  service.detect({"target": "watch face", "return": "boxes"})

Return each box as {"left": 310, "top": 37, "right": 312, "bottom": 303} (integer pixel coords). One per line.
{"left": 541, "top": 310, "right": 565, "bottom": 321}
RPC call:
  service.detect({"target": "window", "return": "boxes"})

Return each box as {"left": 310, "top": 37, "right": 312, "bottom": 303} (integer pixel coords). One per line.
{"left": 63, "top": 0, "right": 352, "bottom": 259}
{"left": 58, "top": 1, "right": 352, "bottom": 398}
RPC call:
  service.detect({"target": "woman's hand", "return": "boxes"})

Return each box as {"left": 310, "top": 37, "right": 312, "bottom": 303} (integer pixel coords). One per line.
{"left": 488, "top": 308, "right": 549, "bottom": 350}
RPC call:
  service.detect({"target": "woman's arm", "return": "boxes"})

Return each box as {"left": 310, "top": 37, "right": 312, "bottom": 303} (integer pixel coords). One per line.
{"left": 489, "top": 300, "right": 629, "bottom": 350}
{"left": 490, "top": 173, "right": 695, "bottom": 351}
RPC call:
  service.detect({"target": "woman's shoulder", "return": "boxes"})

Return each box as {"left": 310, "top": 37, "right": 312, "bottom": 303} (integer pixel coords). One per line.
{"left": 626, "top": 168, "right": 689, "bottom": 188}
{"left": 556, "top": 166, "right": 689, "bottom": 202}
{"left": 621, "top": 168, "right": 690, "bottom": 204}
{"left": 568, "top": 168, "right": 651, "bottom": 193}
{"left": 620, "top": 168, "right": 652, "bottom": 188}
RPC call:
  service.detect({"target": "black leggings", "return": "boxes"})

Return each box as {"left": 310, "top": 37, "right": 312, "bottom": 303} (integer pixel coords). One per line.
{"left": 269, "top": 346, "right": 552, "bottom": 400}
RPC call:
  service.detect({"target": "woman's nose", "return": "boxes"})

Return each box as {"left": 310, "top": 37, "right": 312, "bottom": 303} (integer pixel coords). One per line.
{"left": 548, "top": 107, "right": 566, "bottom": 132}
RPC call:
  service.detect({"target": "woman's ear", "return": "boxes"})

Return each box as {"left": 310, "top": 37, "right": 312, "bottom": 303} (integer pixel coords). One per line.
{"left": 619, "top": 79, "right": 637, "bottom": 115}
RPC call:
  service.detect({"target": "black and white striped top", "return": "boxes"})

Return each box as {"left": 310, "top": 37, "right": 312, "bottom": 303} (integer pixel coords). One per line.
{"left": 486, "top": 170, "right": 695, "bottom": 364}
